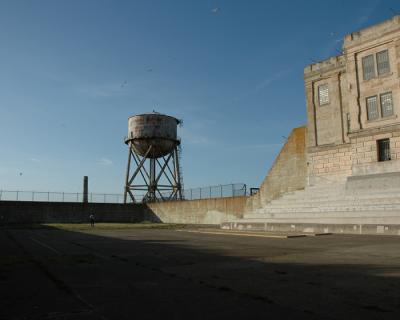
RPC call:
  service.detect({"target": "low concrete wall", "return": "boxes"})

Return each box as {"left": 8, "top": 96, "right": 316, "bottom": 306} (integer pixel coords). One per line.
{"left": 0, "top": 196, "right": 248, "bottom": 225}
{"left": 146, "top": 196, "right": 247, "bottom": 224}
{"left": 246, "top": 126, "right": 307, "bottom": 212}
{"left": 0, "top": 201, "right": 148, "bottom": 224}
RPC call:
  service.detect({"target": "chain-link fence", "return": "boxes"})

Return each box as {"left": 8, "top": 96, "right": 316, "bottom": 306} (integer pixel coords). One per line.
{"left": 182, "top": 183, "right": 247, "bottom": 200}
{"left": 0, "top": 183, "right": 247, "bottom": 203}
{"left": 0, "top": 190, "right": 125, "bottom": 203}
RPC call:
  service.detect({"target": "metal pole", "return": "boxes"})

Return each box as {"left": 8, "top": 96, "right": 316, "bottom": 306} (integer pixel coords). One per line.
{"left": 209, "top": 186, "right": 211, "bottom": 199}
{"left": 190, "top": 188, "right": 192, "bottom": 200}
{"left": 150, "top": 158, "right": 156, "bottom": 201}
{"left": 62, "top": 192, "right": 64, "bottom": 202}
{"left": 16, "top": 191, "right": 19, "bottom": 201}
{"left": 47, "top": 192, "right": 50, "bottom": 202}
{"left": 124, "top": 143, "right": 132, "bottom": 204}
{"left": 200, "top": 188, "right": 202, "bottom": 199}
{"left": 220, "top": 185, "right": 222, "bottom": 198}
{"left": 32, "top": 192, "right": 34, "bottom": 201}
{"left": 104, "top": 194, "right": 106, "bottom": 203}
{"left": 83, "top": 176, "right": 88, "bottom": 203}
{"left": 173, "top": 146, "right": 182, "bottom": 200}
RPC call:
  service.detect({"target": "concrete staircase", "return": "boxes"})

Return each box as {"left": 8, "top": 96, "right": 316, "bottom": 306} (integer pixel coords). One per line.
{"left": 222, "top": 176, "right": 400, "bottom": 235}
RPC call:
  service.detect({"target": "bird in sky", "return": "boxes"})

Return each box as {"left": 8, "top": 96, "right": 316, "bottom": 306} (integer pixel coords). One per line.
{"left": 120, "top": 80, "right": 128, "bottom": 88}
{"left": 147, "top": 68, "right": 153, "bottom": 72}
{"left": 211, "top": 7, "right": 220, "bottom": 14}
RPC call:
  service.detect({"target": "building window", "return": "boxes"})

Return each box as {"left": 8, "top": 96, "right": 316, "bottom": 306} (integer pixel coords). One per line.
{"left": 380, "top": 92, "right": 394, "bottom": 117}
{"left": 366, "top": 96, "right": 379, "bottom": 120}
{"left": 377, "top": 139, "right": 391, "bottom": 162}
{"left": 376, "top": 50, "right": 390, "bottom": 75}
{"left": 362, "top": 54, "right": 376, "bottom": 80}
{"left": 318, "top": 84, "right": 329, "bottom": 105}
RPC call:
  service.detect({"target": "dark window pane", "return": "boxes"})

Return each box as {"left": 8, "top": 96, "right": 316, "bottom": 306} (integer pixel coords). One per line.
{"left": 377, "top": 139, "right": 391, "bottom": 162}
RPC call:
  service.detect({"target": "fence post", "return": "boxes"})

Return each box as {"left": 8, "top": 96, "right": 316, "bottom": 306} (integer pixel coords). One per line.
{"left": 220, "top": 185, "right": 223, "bottom": 198}
{"left": 199, "top": 188, "right": 202, "bottom": 199}
{"left": 209, "top": 186, "right": 211, "bottom": 199}
{"left": 104, "top": 194, "right": 106, "bottom": 203}
{"left": 47, "top": 192, "right": 50, "bottom": 202}
{"left": 0, "top": 190, "right": 2, "bottom": 201}
{"left": 232, "top": 184, "right": 234, "bottom": 197}
{"left": 62, "top": 192, "right": 64, "bottom": 202}
{"left": 190, "top": 189, "right": 192, "bottom": 200}
{"left": 90, "top": 193, "right": 93, "bottom": 203}
{"left": 76, "top": 193, "right": 79, "bottom": 202}
{"left": 16, "top": 191, "right": 19, "bottom": 201}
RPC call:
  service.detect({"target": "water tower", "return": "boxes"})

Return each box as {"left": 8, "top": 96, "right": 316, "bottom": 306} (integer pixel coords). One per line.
{"left": 123, "top": 112, "right": 183, "bottom": 203}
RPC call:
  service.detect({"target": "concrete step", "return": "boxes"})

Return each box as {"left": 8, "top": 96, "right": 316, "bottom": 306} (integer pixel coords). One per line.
{"left": 220, "top": 221, "right": 400, "bottom": 236}
{"left": 241, "top": 210, "right": 400, "bottom": 225}
{"left": 276, "top": 189, "right": 400, "bottom": 201}
{"left": 268, "top": 197, "right": 400, "bottom": 207}
{"left": 254, "top": 204, "right": 400, "bottom": 214}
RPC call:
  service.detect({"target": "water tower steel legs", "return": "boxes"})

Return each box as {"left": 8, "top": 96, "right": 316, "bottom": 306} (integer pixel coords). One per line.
{"left": 124, "top": 143, "right": 182, "bottom": 203}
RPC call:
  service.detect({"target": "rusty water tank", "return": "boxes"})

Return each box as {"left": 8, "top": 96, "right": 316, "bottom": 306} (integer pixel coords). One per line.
{"left": 125, "top": 113, "right": 180, "bottom": 158}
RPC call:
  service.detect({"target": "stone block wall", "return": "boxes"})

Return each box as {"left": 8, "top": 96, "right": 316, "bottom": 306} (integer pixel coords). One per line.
{"left": 350, "top": 130, "right": 400, "bottom": 176}
{"left": 308, "top": 145, "right": 352, "bottom": 185}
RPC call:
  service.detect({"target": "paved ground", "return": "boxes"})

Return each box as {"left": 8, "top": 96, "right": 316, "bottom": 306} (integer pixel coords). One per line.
{"left": 1, "top": 225, "right": 400, "bottom": 319}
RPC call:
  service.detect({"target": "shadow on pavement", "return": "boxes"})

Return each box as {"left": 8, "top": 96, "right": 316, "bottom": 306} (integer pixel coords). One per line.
{"left": 1, "top": 225, "right": 399, "bottom": 320}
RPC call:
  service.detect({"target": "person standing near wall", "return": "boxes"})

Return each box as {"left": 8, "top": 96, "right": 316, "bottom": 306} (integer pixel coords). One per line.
{"left": 89, "top": 213, "right": 95, "bottom": 227}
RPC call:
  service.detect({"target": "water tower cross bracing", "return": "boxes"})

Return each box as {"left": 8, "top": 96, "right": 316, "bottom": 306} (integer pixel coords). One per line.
{"left": 123, "top": 112, "right": 183, "bottom": 203}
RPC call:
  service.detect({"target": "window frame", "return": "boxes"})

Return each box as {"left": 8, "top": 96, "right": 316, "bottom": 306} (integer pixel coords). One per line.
{"left": 366, "top": 95, "right": 379, "bottom": 121}
{"left": 380, "top": 92, "right": 394, "bottom": 118}
{"left": 366, "top": 91, "right": 395, "bottom": 121}
{"left": 362, "top": 49, "right": 391, "bottom": 81}
{"left": 318, "top": 83, "right": 330, "bottom": 106}
{"left": 362, "top": 54, "right": 376, "bottom": 81}
{"left": 376, "top": 50, "right": 390, "bottom": 76}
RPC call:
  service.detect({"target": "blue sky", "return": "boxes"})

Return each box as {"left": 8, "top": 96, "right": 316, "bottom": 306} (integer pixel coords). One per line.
{"left": 0, "top": 0, "right": 397, "bottom": 193}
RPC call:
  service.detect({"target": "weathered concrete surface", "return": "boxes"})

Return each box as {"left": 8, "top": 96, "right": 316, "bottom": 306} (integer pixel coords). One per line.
{"left": 146, "top": 196, "right": 247, "bottom": 224}
{"left": 1, "top": 227, "right": 400, "bottom": 319}
{"left": 0, "top": 196, "right": 248, "bottom": 225}
{"left": 246, "top": 126, "right": 307, "bottom": 212}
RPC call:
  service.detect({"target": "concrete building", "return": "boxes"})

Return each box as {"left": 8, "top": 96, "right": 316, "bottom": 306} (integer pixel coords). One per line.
{"left": 224, "top": 16, "right": 400, "bottom": 235}
{"left": 306, "top": 15, "right": 400, "bottom": 185}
